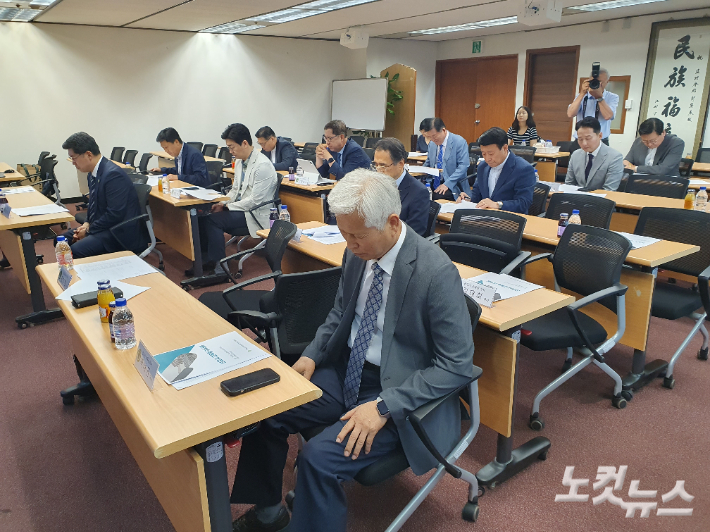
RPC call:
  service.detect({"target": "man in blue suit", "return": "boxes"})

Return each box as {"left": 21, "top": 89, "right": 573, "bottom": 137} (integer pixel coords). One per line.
{"left": 315, "top": 120, "right": 371, "bottom": 180}
{"left": 373, "top": 137, "right": 430, "bottom": 236}
{"left": 60, "top": 132, "right": 141, "bottom": 258}
{"left": 421, "top": 118, "right": 471, "bottom": 200}
{"left": 256, "top": 126, "right": 298, "bottom": 172}
{"left": 460, "top": 127, "right": 535, "bottom": 214}
{"left": 151, "top": 127, "right": 211, "bottom": 187}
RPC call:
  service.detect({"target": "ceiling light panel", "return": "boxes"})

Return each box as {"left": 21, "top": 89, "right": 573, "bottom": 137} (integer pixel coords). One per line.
{"left": 567, "top": 0, "right": 666, "bottom": 12}
{"left": 200, "top": 22, "right": 266, "bottom": 34}
{"left": 409, "top": 16, "right": 518, "bottom": 35}
{"left": 0, "top": 7, "right": 40, "bottom": 21}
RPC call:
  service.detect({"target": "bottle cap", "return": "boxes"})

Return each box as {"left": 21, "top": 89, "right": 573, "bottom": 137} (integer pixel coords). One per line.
{"left": 115, "top": 298, "right": 127, "bottom": 307}
{"left": 572, "top": 209, "right": 580, "bottom": 214}
{"left": 109, "top": 301, "right": 116, "bottom": 308}
{"left": 281, "top": 205, "right": 288, "bottom": 209}
{"left": 163, "top": 174, "right": 167, "bottom": 177}
{"left": 56, "top": 236, "right": 66, "bottom": 242}
{"left": 700, "top": 187, "right": 706, "bottom": 190}
{"left": 560, "top": 213, "right": 569, "bottom": 217}
{"left": 97, "top": 279, "right": 110, "bottom": 287}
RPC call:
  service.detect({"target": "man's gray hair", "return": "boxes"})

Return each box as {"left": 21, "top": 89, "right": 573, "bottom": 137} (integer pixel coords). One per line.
{"left": 328, "top": 169, "right": 402, "bottom": 230}
{"left": 595, "top": 67, "right": 610, "bottom": 78}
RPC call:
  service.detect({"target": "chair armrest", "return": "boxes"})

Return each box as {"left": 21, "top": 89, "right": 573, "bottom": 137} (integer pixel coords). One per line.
{"left": 222, "top": 271, "right": 282, "bottom": 309}
{"left": 109, "top": 214, "right": 149, "bottom": 234}
{"left": 426, "top": 234, "right": 440, "bottom": 244}
{"left": 227, "top": 310, "right": 279, "bottom": 342}
{"left": 568, "top": 283, "right": 628, "bottom": 311}
{"left": 698, "top": 264, "right": 710, "bottom": 315}
{"left": 522, "top": 252, "right": 552, "bottom": 266}
{"left": 219, "top": 248, "right": 261, "bottom": 284}
{"left": 227, "top": 309, "right": 279, "bottom": 327}
{"left": 500, "top": 251, "right": 531, "bottom": 276}
{"left": 247, "top": 197, "right": 281, "bottom": 213}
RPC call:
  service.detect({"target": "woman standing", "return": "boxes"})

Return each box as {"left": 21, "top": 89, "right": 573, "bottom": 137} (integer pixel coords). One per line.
{"left": 507, "top": 106, "right": 539, "bottom": 146}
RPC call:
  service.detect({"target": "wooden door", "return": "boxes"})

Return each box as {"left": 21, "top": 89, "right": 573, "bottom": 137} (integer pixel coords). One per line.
{"left": 474, "top": 56, "right": 519, "bottom": 139}
{"left": 436, "top": 60, "right": 477, "bottom": 144}
{"left": 524, "top": 46, "right": 580, "bottom": 144}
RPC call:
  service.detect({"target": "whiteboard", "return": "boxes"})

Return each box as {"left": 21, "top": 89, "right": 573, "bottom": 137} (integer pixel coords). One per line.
{"left": 331, "top": 78, "right": 388, "bottom": 131}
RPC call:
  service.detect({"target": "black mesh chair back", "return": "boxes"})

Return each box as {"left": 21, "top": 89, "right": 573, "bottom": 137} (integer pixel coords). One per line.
{"left": 218, "top": 146, "right": 231, "bottom": 163}
{"left": 350, "top": 135, "right": 365, "bottom": 147}
{"left": 469, "top": 142, "right": 481, "bottom": 157}
{"left": 696, "top": 148, "right": 710, "bottom": 164}
{"left": 545, "top": 193, "right": 616, "bottom": 229}
{"left": 365, "top": 138, "right": 379, "bottom": 148}
{"left": 205, "top": 160, "right": 225, "bottom": 184}
{"left": 37, "top": 151, "right": 50, "bottom": 165}
{"left": 554, "top": 225, "right": 631, "bottom": 300}
{"left": 363, "top": 147, "right": 375, "bottom": 161}
{"left": 138, "top": 153, "right": 152, "bottom": 173}
{"left": 264, "top": 219, "right": 297, "bottom": 272}
{"left": 202, "top": 144, "right": 218, "bottom": 158}
{"left": 128, "top": 174, "right": 148, "bottom": 185}
{"left": 617, "top": 176, "right": 628, "bottom": 192}
{"left": 679, "top": 158, "right": 694, "bottom": 177}
{"left": 529, "top": 182, "right": 550, "bottom": 216}
{"left": 509, "top": 145, "right": 536, "bottom": 164}
{"left": 300, "top": 143, "right": 318, "bottom": 163}
{"left": 556, "top": 141, "right": 575, "bottom": 169}
{"left": 625, "top": 174, "right": 689, "bottom": 199}
{"left": 424, "top": 200, "right": 441, "bottom": 238}
{"left": 123, "top": 150, "right": 138, "bottom": 166}
{"left": 272, "top": 267, "right": 343, "bottom": 356}
{"left": 186, "top": 142, "right": 203, "bottom": 152}
{"left": 110, "top": 147, "right": 125, "bottom": 162}
{"left": 634, "top": 207, "right": 710, "bottom": 277}
{"left": 111, "top": 183, "right": 151, "bottom": 255}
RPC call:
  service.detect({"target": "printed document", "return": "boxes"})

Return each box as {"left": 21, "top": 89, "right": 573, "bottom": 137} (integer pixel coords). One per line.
{"left": 463, "top": 272, "right": 543, "bottom": 302}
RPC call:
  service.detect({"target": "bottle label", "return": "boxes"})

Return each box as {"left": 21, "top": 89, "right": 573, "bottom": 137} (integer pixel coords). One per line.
{"left": 109, "top": 323, "right": 115, "bottom": 339}
{"left": 99, "top": 306, "right": 109, "bottom": 319}
{"left": 116, "top": 323, "right": 135, "bottom": 341}
{"left": 557, "top": 225, "right": 566, "bottom": 237}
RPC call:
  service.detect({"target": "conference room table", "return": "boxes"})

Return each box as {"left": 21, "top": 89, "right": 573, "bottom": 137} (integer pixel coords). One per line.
{"left": 436, "top": 202, "right": 700, "bottom": 391}
{"left": 0, "top": 162, "right": 27, "bottom": 185}
{"left": 0, "top": 186, "right": 74, "bottom": 327}
{"left": 256, "top": 221, "right": 575, "bottom": 487}
{"left": 692, "top": 161, "right": 710, "bottom": 175}
{"left": 150, "top": 150, "right": 224, "bottom": 169}
{"left": 36, "top": 251, "right": 321, "bottom": 532}
{"left": 148, "top": 181, "right": 229, "bottom": 277}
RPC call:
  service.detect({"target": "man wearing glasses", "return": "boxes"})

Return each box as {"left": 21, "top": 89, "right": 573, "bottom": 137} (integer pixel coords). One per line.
{"left": 315, "top": 120, "right": 371, "bottom": 180}
{"left": 623, "top": 117, "right": 685, "bottom": 176}
{"left": 421, "top": 117, "right": 471, "bottom": 201}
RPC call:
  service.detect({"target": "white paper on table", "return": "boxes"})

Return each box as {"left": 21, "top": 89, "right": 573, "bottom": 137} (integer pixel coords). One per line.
{"left": 56, "top": 279, "right": 150, "bottom": 301}
{"left": 181, "top": 187, "right": 223, "bottom": 201}
{"left": 407, "top": 166, "right": 439, "bottom": 177}
{"left": 12, "top": 204, "right": 69, "bottom": 216}
{"left": 0, "top": 186, "right": 33, "bottom": 194}
{"left": 465, "top": 272, "right": 543, "bottom": 301}
{"left": 72, "top": 255, "right": 158, "bottom": 284}
{"left": 438, "top": 201, "right": 478, "bottom": 214}
{"left": 689, "top": 179, "right": 710, "bottom": 185}
{"left": 557, "top": 184, "right": 581, "bottom": 193}
{"left": 564, "top": 191, "right": 607, "bottom": 198}
{"left": 408, "top": 152, "right": 427, "bottom": 157}
{"left": 615, "top": 231, "right": 661, "bottom": 249}
{"left": 146, "top": 176, "right": 161, "bottom": 187}
{"left": 302, "top": 226, "right": 346, "bottom": 244}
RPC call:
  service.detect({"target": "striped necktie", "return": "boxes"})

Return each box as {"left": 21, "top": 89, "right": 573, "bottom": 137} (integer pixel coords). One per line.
{"left": 436, "top": 145, "right": 444, "bottom": 169}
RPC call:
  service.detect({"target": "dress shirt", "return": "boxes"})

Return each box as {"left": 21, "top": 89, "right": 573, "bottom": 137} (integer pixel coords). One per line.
{"left": 270, "top": 149, "right": 276, "bottom": 164}
{"left": 395, "top": 169, "right": 406, "bottom": 188}
{"left": 348, "top": 223, "right": 407, "bottom": 366}
{"left": 488, "top": 152, "right": 510, "bottom": 195}
{"left": 176, "top": 143, "right": 184, "bottom": 176}
{"left": 90, "top": 155, "right": 104, "bottom": 180}
{"left": 572, "top": 90, "right": 619, "bottom": 140}
{"left": 644, "top": 148, "right": 657, "bottom": 167}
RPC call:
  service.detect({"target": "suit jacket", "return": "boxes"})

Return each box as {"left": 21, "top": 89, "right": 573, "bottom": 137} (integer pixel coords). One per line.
{"left": 317, "top": 138, "right": 371, "bottom": 180}
{"left": 416, "top": 135, "right": 429, "bottom": 153}
{"left": 160, "top": 143, "right": 210, "bottom": 187}
{"left": 399, "top": 172, "right": 430, "bottom": 236}
{"left": 423, "top": 132, "right": 471, "bottom": 196}
{"left": 87, "top": 158, "right": 141, "bottom": 250}
{"left": 624, "top": 134, "right": 685, "bottom": 176}
{"left": 302, "top": 226, "right": 474, "bottom": 475}
{"left": 566, "top": 142, "right": 624, "bottom": 191}
{"left": 262, "top": 137, "right": 298, "bottom": 172}
{"left": 471, "top": 153, "right": 535, "bottom": 214}
{"left": 225, "top": 150, "right": 278, "bottom": 237}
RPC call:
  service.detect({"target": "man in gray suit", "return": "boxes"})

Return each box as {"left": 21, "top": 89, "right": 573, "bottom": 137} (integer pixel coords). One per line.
{"left": 566, "top": 117, "right": 624, "bottom": 191}
{"left": 623, "top": 117, "right": 685, "bottom": 176}
{"left": 230, "top": 169, "right": 474, "bottom": 532}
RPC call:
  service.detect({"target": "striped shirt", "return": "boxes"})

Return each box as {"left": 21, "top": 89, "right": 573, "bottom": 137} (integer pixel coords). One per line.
{"left": 507, "top": 126, "right": 539, "bottom": 146}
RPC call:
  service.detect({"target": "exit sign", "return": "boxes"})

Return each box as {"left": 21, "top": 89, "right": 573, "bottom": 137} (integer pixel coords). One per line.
{"left": 472, "top": 40, "right": 483, "bottom": 54}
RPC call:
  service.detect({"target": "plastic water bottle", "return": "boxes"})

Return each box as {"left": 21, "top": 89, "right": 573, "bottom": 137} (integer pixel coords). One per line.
{"left": 279, "top": 205, "right": 290, "bottom": 222}
{"left": 162, "top": 174, "right": 170, "bottom": 194}
{"left": 568, "top": 209, "right": 582, "bottom": 225}
{"left": 55, "top": 235, "right": 74, "bottom": 270}
{"left": 108, "top": 300, "right": 116, "bottom": 343}
{"left": 269, "top": 207, "right": 279, "bottom": 228}
{"left": 695, "top": 187, "right": 708, "bottom": 212}
{"left": 534, "top": 169, "right": 539, "bottom": 182}
{"left": 426, "top": 183, "right": 432, "bottom": 201}
{"left": 545, "top": 140, "right": 553, "bottom": 149}
{"left": 113, "top": 298, "right": 137, "bottom": 350}
{"left": 296, "top": 166, "right": 304, "bottom": 179}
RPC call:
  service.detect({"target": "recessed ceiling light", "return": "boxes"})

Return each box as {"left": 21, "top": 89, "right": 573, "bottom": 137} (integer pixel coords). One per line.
{"left": 567, "top": 0, "right": 666, "bottom": 12}
{"left": 199, "top": 22, "right": 266, "bottom": 34}
{"left": 0, "top": 7, "right": 41, "bottom": 22}
{"left": 409, "top": 16, "right": 518, "bottom": 35}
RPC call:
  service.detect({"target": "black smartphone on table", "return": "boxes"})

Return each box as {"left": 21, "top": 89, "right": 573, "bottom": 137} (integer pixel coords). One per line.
{"left": 220, "top": 368, "right": 280, "bottom": 397}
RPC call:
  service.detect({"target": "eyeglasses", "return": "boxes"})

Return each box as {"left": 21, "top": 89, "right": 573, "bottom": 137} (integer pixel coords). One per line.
{"left": 68, "top": 153, "right": 84, "bottom": 162}
{"left": 324, "top": 135, "right": 340, "bottom": 143}
{"left": 372, "top": 162, "right": 394, "bottom": 170}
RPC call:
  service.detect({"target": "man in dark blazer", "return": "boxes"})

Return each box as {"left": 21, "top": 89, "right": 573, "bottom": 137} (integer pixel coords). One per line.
{"left": 255, "top": 126, "right": 298, "bottom": 172}
{"left": 373, "top": 137, "right": 430, "bottom": 235}
{"left": 150, "top": 127, "right": 211, "bottom": 187}
{"left": 461, "top": 127, "right": 535, "bottom": 214}
{"left": 315, "top": 119, "right": 371, "bottom": 180}
{"left": 230, "top": 169, "right": 474, "bottom": 532}
{"left": 60, "top": 132, "right": 141, "bottom": 258}
{"left": 624, "top": 117, "right": 685, "bottom": 176}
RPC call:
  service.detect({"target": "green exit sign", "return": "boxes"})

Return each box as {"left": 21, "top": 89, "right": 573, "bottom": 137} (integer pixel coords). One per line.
{"left": 472, "top": 40, "right": 482, "bottom": 54}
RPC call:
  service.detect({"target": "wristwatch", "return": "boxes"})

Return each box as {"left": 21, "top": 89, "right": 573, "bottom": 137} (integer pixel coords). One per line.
{"left": 596, "top": 97, "right": 604, "bottom": 102}
{"left": 497, "top": 201, "right": 503, "bottom": 209}
{"left": 376, "top": 397, "right": 390, "bottom": 418}
{"left": 326, "top": 157, "right": 335, "bottom": 164}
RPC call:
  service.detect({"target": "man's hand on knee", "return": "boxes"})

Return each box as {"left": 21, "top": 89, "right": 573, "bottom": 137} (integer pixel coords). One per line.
{"left": 292, "top": 356, "right": 315, "bottom": 381}
{"left": 336, "top": 401, "right": 387, "bottom": 460}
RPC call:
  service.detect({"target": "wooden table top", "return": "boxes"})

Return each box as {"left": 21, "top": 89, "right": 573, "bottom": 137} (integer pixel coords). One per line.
{"left": 150, "top": 150, "right": 224, "bottom": 163}
{"left": 596, "top": 190, "right": 685, "bottom": 210}
{"left": 693, "top": 162, "right": 710, "bottom": 173}
{"left": 689, "top": 178, "right": 710, "bottom": 189}
{"left": 148, "top": 180, "right": 229, "bottom": 207}
{"left": 257, "top": 222, "right": 574, "bottom": 332}
{"left": 435, "top": 202, "right": 699, "bottom": 268}
{"left": 0, "top": 162, "right": 25, "bottom": 182}
{"left": 36, "top": 251, "right": 321, "bottom": 459}
{"left": 0, "top": 187, "right": 74, "bottom": 230}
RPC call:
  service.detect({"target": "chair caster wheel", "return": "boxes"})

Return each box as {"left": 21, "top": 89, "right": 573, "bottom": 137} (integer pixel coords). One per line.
{"left": 538, "top": 450, "right": 549, "bottom": 461}
{"left": 61, "top": 394, "right": 75, "bottom": 405}
{"left": 621, "top": 389, "right": 633, "bottom": 401}
{"left": 462, "top": 502, "right": 480, "bottom": 522}
{"left": 36, "top": 255, "right": 44, "bottom": 264}
{"left": 182, "top": 285, "right": 192, "bottom": 292}
{"left": 612, "top": 396, "right": 627, "bottom": 409}
{"left": 529, "top": 415, "right": 544, "bottom": 431}
{"left": 662, "top": 376, "right": 675, "bottom": 389}
{"left": 561, "top": 359, "right": 572, "bottom": 373}
{"left": 285, "top": 491, "right": 295, "bottom": 511}
{"left": 488, "top": 481, "right": 497, "bottom": 489}
{"left": 159, "top": 264, "right": 165, "bottom": 272}
{"left": 698, "top": 347, "right": 709, "bottom": 361}
{"left": 17, "top": 321, "right": 28, "bottom": 329}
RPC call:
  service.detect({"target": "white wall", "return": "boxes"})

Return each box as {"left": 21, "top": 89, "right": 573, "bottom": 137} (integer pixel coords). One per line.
{"left": 0, "top": 23, "right": 367, "bottom": 196}
{"left": 437, "top": 8, "right": 710, "bottom": 156}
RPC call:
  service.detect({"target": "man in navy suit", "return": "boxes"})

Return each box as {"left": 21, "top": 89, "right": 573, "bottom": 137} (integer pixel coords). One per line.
{"left": 373, "top": 137, "right": 430, "bottom": 236}
{"left": 460, "top": 127, "right": 535, "bottom": 214}
{"left": 60, "top": 132, "right": 141, "bottom": 258}
{"left": 315, "top": 120, "right": 371, "bottom": 180}
{"left": 256, "top": 126, "right": 298, "bottom": 172}
{"left": 150, "top": 127, "right": 211, "bottom": 187}
{"left": 421, "top": 117, "right": 471, "bottom": 200}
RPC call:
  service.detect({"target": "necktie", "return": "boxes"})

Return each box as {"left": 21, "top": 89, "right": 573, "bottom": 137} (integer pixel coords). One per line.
{"left": 585, "top": 154, "right": 594, "bottom": 183}
{"left": 335, "top": 152, "right": 342, "bottom": 166}
{"left": 87, "top": 172, "right": 98, "bottom": 223}
{"left": 343, "top": 263, "right": 385, "bottom": 409}
{"left": 436, "top": 145, "right": 443, "bottom": 169}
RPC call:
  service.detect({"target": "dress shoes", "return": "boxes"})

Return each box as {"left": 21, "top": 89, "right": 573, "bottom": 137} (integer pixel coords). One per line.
{"left": 232, "top": 506, "right": 290, "bottom": 532}
{"left": 184, "top": 261, "right": 215, "bottom": 277}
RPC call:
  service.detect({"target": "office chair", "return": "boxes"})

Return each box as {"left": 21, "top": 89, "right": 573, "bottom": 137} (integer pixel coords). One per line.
{"left": 633, "top": 208, "right": 710, "bottom": 389}
{"left": 617, "top": 175, "right": 629, "bottom": 192}
{"left": 300, "top": 143, "right": 318, "bottom": 163}
{"left": 137, "top": 153, "right": 153, "bottom": 174}
{"left": 350, "top": 135, "right": 365, "bottom": 147}
{"left": 123, "top": 150, "right": 138, "bottom": 167}
{"left": 109, "top": 183, "right": 164, "bottom": 270}
{"left": 424, "top": 200, "right": 441, "bottom": 239}
{"left": 363, "top": 147, "right": 375, "bottom": 161}
{"left": 110, "top": 147, "right": 125, "bottom": 162}
{"left": 365, "top": 137, "right": 379, "bottom": 148}
{"left": 529, "top": 182, "right": 551, "bottom": 217}
{"left": 202, "top": 144, "right": 218, "bottom": 158}
{"left": 205, "top": 160, "right": 226, "bottom": 185}
{"left": 286, "top": 295, "right": 485, "bottom": 528}
{"left": 555, "top": 141, "right": 575, "bottom": 182}
{"left": 186, "top": 142, "right": 203, "bottom": 152}
{"left": 545, "top": 193, "right": 616, "bottom": 229}
{"left": 441, "top": 209, "right": 530, "bottom": 276}
{"left": 678, "top": 158, "right": 694, "bottom": 178}
{"left": 696, "top": 148, "right": 710, "bottom": 164}
{"left": 469, "top": 142, "right": 482, "bottom": 158}
{"left": 521, "top": 225, "right": 632, "bottom": 429}
{"left": 509, "top": 145, "right": 536, "bottom": 165}
{"left": 128, "top": 174, "right": 148, "bottom": 185}
{"left": 217, "top": 146, "right": 232, "bottom": 166}
{"left": 37, "top": 151, "right": 51, "bottom": 165}
{"left": 624, "top": 174, "right": 689, "bottom": 199}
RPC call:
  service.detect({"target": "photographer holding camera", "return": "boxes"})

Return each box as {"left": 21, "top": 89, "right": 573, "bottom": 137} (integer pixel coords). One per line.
{"left": 567, "top": 63, "right": 618, "bottom": 146}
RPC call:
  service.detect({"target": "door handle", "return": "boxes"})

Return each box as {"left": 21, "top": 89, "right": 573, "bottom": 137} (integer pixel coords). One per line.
{"left": 475, "top": 103, "right": 481, "bottom": 109}
{"left": 475, "top": 120, "right": 481, "bottom": 124}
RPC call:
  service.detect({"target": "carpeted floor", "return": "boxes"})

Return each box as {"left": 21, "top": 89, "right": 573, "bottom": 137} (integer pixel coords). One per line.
{"left": 1, "top": 213, "right": 708, "bottom": 532}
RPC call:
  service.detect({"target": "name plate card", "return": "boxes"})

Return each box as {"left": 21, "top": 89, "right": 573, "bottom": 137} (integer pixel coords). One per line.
{"left": 134, "top": 341, "right": 159, "bottom": 391}
{"left": 57, "top": 265, "right": 73, "bottom": 291}
{"left": 461, "top": 279, "right": 496, "bottom": 308}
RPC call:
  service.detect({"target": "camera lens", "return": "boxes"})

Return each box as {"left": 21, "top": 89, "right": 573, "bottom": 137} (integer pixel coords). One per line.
{"left": 589, "top": 79, "right": 600, "bottom": 90}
